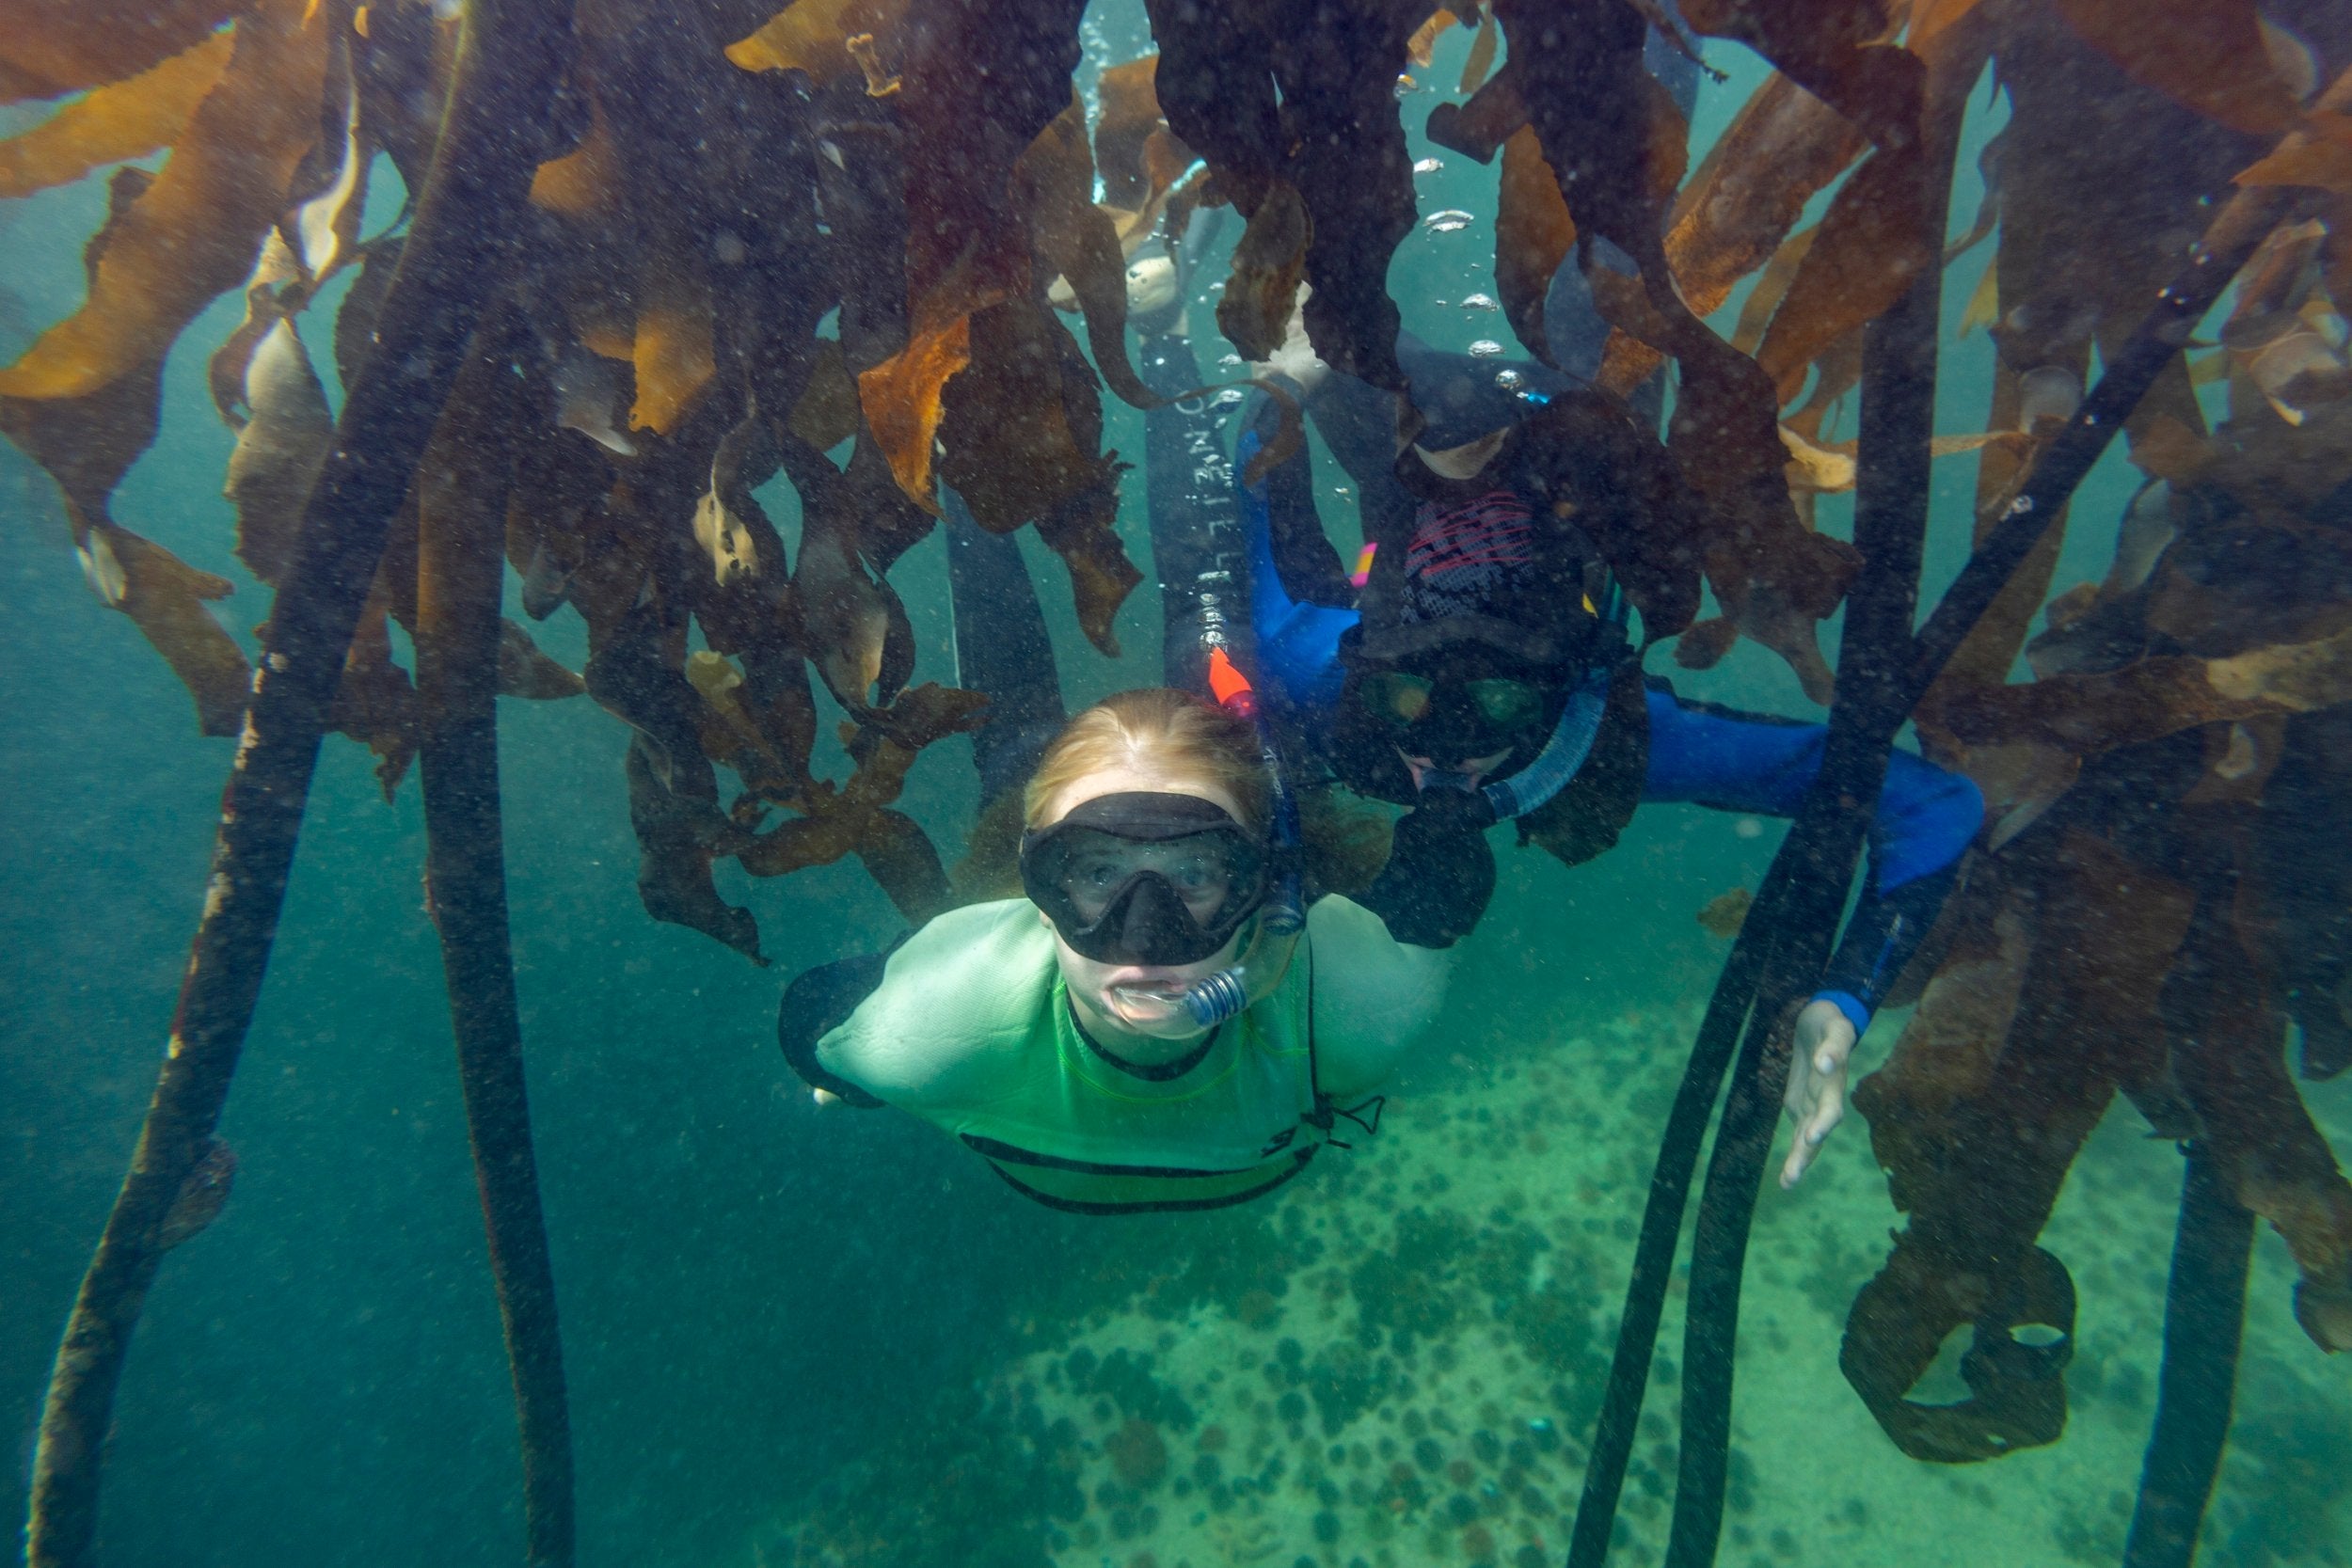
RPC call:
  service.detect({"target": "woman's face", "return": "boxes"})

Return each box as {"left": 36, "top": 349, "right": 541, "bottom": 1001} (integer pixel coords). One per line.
{"left": 1037, "top": 761, "right": 1248, "bottom": 1041}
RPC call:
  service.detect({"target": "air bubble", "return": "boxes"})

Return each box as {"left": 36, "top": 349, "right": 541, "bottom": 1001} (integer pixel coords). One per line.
{"left": 1459, "top": 293, "right": 1499, "bottom": 311}
{"left": 1494, "top": 369, "right": 1523, "bottom": 390}
{"left": 1413, "top": 157, "right": 1445, "bottom": 175}
{"left": 1394, "top": 73, "right": 1419, "bottom": 98}
{"left": 1468, "top": 339, "right": 1504, "bottom": 357}
{"left": 1424, "top": 209, "right": 1475, "bottom": 234}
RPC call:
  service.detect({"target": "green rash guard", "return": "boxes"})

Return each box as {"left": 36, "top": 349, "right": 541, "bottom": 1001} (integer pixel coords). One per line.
{"left": 816, "top": 895, "right": 1451, "bottom": 1213}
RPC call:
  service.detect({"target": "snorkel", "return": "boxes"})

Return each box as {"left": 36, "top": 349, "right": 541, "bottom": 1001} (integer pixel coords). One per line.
{"left": 1184, "top": 649, "right": 1304, "bottom": 1027}
{"left": 1406, "top": 579, "right": 1631, "bottom": 822}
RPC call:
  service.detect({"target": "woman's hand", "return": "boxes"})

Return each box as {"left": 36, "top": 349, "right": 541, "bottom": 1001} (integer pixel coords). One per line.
{"left": 1780, "top": 998, "right": 1859, "bottom": 1189}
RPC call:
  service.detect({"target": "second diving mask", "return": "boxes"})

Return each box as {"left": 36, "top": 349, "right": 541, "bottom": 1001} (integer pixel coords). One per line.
{"left": 1020, "top": 792, "right": 1272, "bottom": 967}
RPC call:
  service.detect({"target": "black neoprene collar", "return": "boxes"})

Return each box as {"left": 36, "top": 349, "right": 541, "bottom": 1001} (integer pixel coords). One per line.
{"left": 1068, "top": 997, "right": 1221, "bottom": 1082}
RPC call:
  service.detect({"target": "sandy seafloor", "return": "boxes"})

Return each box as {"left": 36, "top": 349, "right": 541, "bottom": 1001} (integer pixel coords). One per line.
{"left": 747, "top": 1001, "right": 2352, "bottom": 1568}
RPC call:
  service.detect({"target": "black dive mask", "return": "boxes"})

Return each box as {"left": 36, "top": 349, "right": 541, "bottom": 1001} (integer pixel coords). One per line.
{"left": 1020, "top": 793, "right": 1270, "bottom": 967}
{"left": 1348, "top": 660, "right": 1566, "bottom": 771}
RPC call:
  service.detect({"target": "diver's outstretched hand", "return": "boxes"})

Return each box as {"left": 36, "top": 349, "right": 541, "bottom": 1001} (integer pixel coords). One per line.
{"left": 1779, "top": 999, "right": 1859, "bottom": 1189}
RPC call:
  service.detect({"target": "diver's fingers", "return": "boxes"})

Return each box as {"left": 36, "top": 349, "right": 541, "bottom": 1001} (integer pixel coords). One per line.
{"left": 1780, "top": 1070, "right": 1847, "bottom": 1189}
{"left": 1782, "top": 1001, "right": 1859, "bottom": 1188}
{"left": 1781, "top": 1047, "right": 1818, "bottom": 1121}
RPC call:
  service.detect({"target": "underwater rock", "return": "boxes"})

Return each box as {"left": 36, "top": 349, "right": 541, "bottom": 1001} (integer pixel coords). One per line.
{"left": 1066, "top": 1345, "right": 1197, "bottom": 1430}
{"left": 1302, "top": 1339, "right": 1393, "bottom": 1437}
{"left": 1351, "top": 1209, "right": 1470, "bottom": 1352}
{"left": 1107, "top": 1418, "right": 1168, "bottom": 1490}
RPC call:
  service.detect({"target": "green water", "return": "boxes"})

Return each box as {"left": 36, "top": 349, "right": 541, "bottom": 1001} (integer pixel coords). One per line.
{"left": 3, "top": 7, "right": 2348, "bottom": 1568}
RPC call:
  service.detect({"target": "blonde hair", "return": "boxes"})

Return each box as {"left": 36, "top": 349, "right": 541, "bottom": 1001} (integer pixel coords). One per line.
{"left": 949, "top": 688, "right": 1392, "bottom": 907}
{"left": 1022, "top": 688, "right": 1270, "bottom": 832}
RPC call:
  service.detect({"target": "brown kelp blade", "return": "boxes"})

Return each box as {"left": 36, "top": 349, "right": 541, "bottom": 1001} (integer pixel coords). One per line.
{"left": 0, "top": 0, "right": 329, "bottom": 404}
{"left": 1944, "top": 623, "right": 2352, "bottom": 755}
{"left": 2048, "top": 0, "right": 2302, "bottom": 138}
{"left": 81, "top": 522, "right": 252, "bottom": 736}
{"left": 223, "top": 315, "right": 334, "bottom": 585}
{"left": 938, "top": 297, "right": 1112, "bottom": 535}
{"left": 1495, "top": 126, "right": 1575, "bottom": 366}
{"left": 497, "top": 620, "right": 585, "bottom": 701}
{"left": 856, "top": 307, "right": 970, "bottom": 509}
{"left": 853, "top": 808, "right": 950, "bottom": 926}
{"left": 1599, "top": 70, "right": 1867, "bottom": 395}
{"left": 1019, "top": 96, "right": 1155, "bottom": 410}
{"left": 1753, "top": 142, "right": 1931, "bottom": 404}
{"left": 627, "top": 735, "right": 765, "bottom": 963}
{"left": 0, "top": 30, "right": 232, "bottom": 198}
{"left": 726, "top": 0, "right": 912, "bottom": 87}
{"left": 0, "top": 0, "right": 244, "bottom": 104}
{"left": 1217, "top": 180, "right": 1311, "bottom": 363}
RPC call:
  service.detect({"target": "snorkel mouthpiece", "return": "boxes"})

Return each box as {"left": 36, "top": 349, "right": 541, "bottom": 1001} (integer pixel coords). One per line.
{"left": 1181, "top": 966, "right": 1251, "bottom": 1028}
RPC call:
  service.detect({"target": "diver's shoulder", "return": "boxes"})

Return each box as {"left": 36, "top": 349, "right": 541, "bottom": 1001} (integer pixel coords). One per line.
{"left": 1305, "top": 893, "right": 1391, "bottom": 946}
{"left": 884, "top": 899, "right": 1057, "bottom": 1006}
{"left": 902, "top": 896, "right": 1051, "bottom": 951}
{"left": 1297, "top": 895, "right": 1451, "bottom": 1091}
{"left": 1305, "top": 895, "right": 1452, "bottom": 975}
{"left": 829, "top": 900, "right": 1053, "bottom": 1104}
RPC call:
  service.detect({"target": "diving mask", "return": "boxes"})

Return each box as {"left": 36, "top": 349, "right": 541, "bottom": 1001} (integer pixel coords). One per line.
{"left": 1348, "top": 653, "right": 1567, "bottom": 773}
{"left": 1020, "top": 792, "right": 1271, "bottom": 967}
{"left": 1358, "top": 670, "right": 1548, "bottom": 734}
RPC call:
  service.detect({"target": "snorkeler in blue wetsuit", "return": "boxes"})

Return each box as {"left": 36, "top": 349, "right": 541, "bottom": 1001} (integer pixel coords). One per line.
{"left": 1230, "top": 330, "right": 1983, "bottom": 1188}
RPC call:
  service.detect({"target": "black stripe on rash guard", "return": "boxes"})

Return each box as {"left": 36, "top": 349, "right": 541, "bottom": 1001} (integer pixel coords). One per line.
{"left": 960, "top": 1132, "right": 1270, "bottom": 1180}
{"left": 980, "top": 1149, "right": 1319, "bottom": 1214}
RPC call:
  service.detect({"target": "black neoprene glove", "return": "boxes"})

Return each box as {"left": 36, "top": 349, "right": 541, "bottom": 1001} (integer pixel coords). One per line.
{"left": 777, "top": 950, "right": 892, "bottom": 1107}
{"left": 1360, "top": 787, "right": 1499, "bottom": 948}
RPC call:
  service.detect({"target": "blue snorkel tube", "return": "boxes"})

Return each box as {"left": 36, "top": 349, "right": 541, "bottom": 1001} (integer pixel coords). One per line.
{"left": 1472, "top": 579, "right": 1630, "bottom": 822}
{"left": 1183, "top": 647, "right": 1304, "bottom": 1028}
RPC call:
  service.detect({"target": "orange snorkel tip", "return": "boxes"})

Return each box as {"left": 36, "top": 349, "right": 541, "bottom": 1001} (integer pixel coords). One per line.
{"left": 1207, "top": 645, "right": 1257, "bottom": 718}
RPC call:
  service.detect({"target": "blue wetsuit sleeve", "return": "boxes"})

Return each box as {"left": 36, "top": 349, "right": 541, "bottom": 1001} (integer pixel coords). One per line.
{"left": 1642, "top": 690, "right": 1983, "bottom": 1030}
{"left": 1234, "top": 410, "right": 1359, "bottom": 717}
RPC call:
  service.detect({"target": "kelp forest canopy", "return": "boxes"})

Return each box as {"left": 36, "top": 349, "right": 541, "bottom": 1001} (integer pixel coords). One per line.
{"left": 7, "top": 0, "right": 2352, "bottom": 1518}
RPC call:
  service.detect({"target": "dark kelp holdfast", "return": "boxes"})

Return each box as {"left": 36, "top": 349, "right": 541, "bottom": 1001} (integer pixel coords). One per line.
{"left": 1840, "top": 1239, "right": 2077, "bottom": 1463}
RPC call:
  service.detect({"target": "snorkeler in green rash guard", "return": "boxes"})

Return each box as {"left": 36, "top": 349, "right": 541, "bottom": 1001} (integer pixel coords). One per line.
{"left": 779, "top": 688, "right": 1450, "bottom": 1214}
